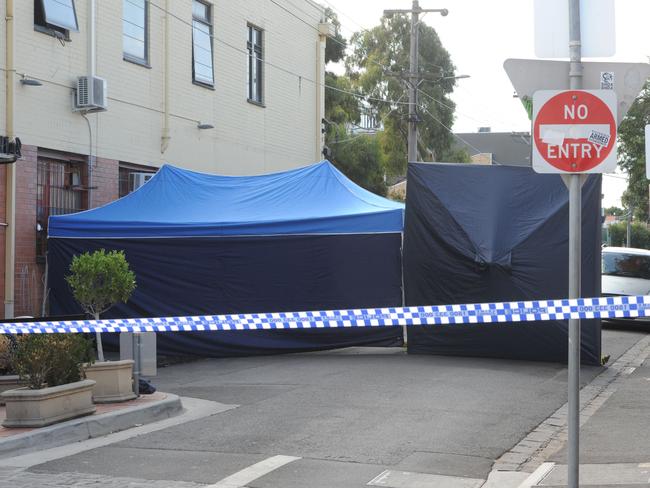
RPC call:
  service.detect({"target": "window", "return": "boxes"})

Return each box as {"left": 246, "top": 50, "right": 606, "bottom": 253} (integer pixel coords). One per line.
{"left": 119, "top": 163, "right": 157, "bottom": 198}
{"left": 34, "top": 0, "right": 79, "bottom": 37}
{"left": 192, "top": 1, "right": 214, "bottom": 87}
{"left": 603, "top": 252, "right": 650, "bottom": 280}
{"left": 247, "top": 25, "right": 264, "bottom": 104}
{"left": 36, "top": 157, "right": 87, "bottom": 259}
{"left": 123, "top": 0, "right": 148, "bottom": 64}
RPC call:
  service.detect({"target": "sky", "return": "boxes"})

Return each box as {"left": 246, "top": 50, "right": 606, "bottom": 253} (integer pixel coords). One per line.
{"left": 321, "top": 0, "right": 650, "bottom": 208}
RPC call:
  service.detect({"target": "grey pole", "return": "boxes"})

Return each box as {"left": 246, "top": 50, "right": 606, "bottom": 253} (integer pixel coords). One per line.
{"left": 567, "top": 0, "right": 583, "bottom": 487}
{"left": 408, "top": 0, "right": 420, "bottom": 163}
{"left": 627, "top": 207, "right": 633, "bottom": 247}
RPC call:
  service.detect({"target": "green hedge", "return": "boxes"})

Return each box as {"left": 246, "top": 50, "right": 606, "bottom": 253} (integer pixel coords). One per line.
{"left": 606, "top": 222, "right": 650, "bottom": 249}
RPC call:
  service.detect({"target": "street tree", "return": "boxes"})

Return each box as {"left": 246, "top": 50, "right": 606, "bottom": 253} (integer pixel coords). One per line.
{"left": 346, "top": 14, "right": 459, "bottom": 175}
{"left": 618, "top": 83, "right": 650, "bottom": 221}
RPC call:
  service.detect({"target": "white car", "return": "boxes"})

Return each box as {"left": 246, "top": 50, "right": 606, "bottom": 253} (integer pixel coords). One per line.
{"left": 602, "top": 246, "right": 650, "bottom": 297}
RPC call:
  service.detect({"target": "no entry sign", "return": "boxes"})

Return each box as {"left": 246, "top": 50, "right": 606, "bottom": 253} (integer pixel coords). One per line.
{"left": 533, "top": 90, "right": 617, "bottom": 173}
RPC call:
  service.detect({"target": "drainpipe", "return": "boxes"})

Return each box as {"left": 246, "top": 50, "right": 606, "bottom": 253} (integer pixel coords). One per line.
{"left": 86, "top": 0, "right": 96, "bottom": 208}
{"left": 161, "top": 0, "right": 170, "bottom": 153}
{"left": 4, "top": 0, "right": 16, "bottom": 319}
{"left": 316, "top": 23, "right": 331, "bottom": 161}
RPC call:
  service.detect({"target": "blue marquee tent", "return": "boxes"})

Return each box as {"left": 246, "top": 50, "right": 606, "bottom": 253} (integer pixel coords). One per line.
{"left": 48, "top": 161, "right": 405, "bottom": 356}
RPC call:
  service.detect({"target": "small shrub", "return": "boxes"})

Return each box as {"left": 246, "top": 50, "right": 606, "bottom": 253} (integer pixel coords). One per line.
{"left": 0, "top": 336, "right": 16, "bottom": 375}
{"left": 66, "top": 249, "right": 136, "bottom": 362}
{"left": 11, "top": 335, "right": 94, "bottom": 389}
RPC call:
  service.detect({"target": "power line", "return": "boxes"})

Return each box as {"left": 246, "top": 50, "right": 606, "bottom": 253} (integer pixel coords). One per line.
{"left": 147, "top": 1, "right": 411, "bottom": 108}
{"left": 419, "top": 105, "right": 502, "bottom": 164}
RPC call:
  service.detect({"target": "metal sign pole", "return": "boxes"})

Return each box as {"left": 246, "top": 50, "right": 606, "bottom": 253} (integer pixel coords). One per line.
{"left": 567, "top": 0, "right": 583, "bottom": 487}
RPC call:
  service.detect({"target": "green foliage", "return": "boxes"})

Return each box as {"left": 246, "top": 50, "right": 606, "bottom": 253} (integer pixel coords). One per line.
{"left": 324, "top": 72, "right": 361, "bottom": 130}
{"left": 11, "top": 335, "right": 93, "bottom": 389}
{"left": 346, "top": 14, "right": 457, "bottom": 175}
{"left": 331, "top": 135, "right": 387, "bottom": 196}
{"left": 324, "top": 8, "right": 347, "bottom": 64}
{"left": 0, "top": 336, "right": 14, "bottom": 374}
{"left": 607, "top": 222, "right": 650, "bottom": 249}
{"left": 439, "top": 146, "right": 472, "bottom": 163}
{"left": 604, "top": 206, "right": 625, "bottom": 217}
{"left": 66, "top": 249, "right": 136, "bottom": 318}
{"left": 618, "top": 83, "right": 650, "bottom": 221}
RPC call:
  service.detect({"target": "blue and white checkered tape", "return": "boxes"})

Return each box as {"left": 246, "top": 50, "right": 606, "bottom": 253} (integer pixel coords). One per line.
{"left": 1, "top": 295, "right": 649, "bottom": 335}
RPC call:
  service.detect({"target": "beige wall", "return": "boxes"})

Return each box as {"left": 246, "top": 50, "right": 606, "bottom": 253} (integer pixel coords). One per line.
{"left": 2, "top": 0, "right": 325, "bottom": 175}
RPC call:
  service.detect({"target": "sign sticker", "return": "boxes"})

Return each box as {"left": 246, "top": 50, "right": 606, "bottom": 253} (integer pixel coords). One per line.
{"left": 588, "top": 130, "right": 610, "bottom": 147}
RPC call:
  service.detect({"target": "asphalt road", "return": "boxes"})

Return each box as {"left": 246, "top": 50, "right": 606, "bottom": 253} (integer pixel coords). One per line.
{"left": 24, "top": 328, "right": 648, "bottom": 488}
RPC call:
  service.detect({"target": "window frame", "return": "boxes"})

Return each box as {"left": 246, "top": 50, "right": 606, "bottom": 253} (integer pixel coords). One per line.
{"left": 192, "top": 0, "right": 215, "bottom": 89}
{"left": 34, "top": 0, "right": 79, "bottom": 40}
{"left": 122, "top": 0, "right": 150, "bottom": 67}
{"left": 118, "top": 162, "right": 157, "bottom": 198}
{"left": 247, "top": 24, "right": 264, "bottom": 106}
{"left": 36, "top": 153, "right": 88, "bottom": 262}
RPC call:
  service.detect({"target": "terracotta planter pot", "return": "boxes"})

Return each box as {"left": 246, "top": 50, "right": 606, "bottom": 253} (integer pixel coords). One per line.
{"left": 1, "top": 379, "right": 96, "bottom": 428}
{"left": 0, "top": 375, "right": 24, "bottom": 405}
{"left": 84, "top": 360, "right": 136, "bottom": 403}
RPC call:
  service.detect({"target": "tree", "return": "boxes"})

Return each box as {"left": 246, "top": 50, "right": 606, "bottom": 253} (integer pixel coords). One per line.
{"left": 330, "top": 134, "right": 387, "bottom": 196}
{"left": 346, "top": 14, "right": 457, "bottom": 175}
{"left": 604, "top": 206, "right": 625, "bottom": 217}
{"left": 618, "top": 83, "right": 650, "bottom": 221}
{"left": 66, "top": 249, "right": 136, "bottom": 362}
{"left": 324, "top": 7, "right": 346, "bottom": 64}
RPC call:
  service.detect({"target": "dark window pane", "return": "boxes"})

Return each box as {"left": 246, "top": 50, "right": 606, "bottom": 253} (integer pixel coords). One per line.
{"left": 603, "top": 253, "right": 650, "bottom": 280}
{"left": 247, "top": 26, "right": 263, "bottom": 102}
{"left": 42, "top": 0, "right": 78, "bottom": 31}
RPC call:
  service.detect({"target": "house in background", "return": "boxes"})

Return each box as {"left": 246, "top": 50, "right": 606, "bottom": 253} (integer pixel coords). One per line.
{"left": 387, "top": 128, "right": 532, "bottom": 200}
{"left": 453, "top": 127, "right": 531, "bottom": 166}
{"left": 0, "top": 0, "right": 330, "bottom": 318}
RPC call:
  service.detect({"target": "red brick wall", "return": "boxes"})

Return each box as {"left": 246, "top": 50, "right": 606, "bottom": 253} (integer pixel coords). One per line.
{"left": 0, "top": 145, "right": 120, "bottom": 319}
{"left": 14, "top": 145, "right": 39, "bottom": 317}
{"left": 92, "top": 157, "right": 119, "bottom": 207}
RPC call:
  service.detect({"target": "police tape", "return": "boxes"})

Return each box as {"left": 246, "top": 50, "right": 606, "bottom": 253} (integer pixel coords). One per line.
{"left": 1, "top": 295, "right": 649, "bottom": 335}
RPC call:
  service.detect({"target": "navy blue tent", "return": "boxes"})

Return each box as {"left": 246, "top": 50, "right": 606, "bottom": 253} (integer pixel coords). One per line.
{"left": 403, "top": 163, "right": 602, "bottom": 365}
{"left": 48, "top": 161, "right": 405, "bottom": 356}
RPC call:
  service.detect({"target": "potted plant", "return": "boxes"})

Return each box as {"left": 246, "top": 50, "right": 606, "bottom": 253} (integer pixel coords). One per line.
{"left": 66, "top": 249, "right": 137, "bottom": 403}
{"left": 1, "top": 334, "right": 96, "bottom": 427}
{"left": 0, "top": 335, "right": 24, "bottom": 403}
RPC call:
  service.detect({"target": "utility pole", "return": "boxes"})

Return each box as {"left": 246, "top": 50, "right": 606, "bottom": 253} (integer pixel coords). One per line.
{"left": 383, "top": 2, "right": 448, "bottom": 163}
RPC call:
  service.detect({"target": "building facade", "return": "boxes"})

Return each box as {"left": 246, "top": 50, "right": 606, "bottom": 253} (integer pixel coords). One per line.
{"left": 1, "top": 0, "right": 329, "bottom": 318}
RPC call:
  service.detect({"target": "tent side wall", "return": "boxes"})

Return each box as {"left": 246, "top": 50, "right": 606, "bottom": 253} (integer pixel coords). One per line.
{"left": 49, "top": 234, "right": 404, "bottom": 356}
{"left": 403, "top": 164, "right": 602, "bottom": 365}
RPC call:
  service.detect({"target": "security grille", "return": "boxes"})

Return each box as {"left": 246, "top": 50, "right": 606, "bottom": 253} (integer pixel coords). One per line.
{"left": 36, "top": 158, "right": 86, "bottom": 259}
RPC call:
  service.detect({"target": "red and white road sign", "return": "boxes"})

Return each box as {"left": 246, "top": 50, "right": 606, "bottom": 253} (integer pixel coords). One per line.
{"left": 533, "top": 90, "right": 617, "bottom": 174}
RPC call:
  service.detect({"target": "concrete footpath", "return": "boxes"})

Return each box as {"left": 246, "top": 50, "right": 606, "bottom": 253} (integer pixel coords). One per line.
{"left": 486, "top": 329, "right": 650, "bottom": 488}
{"left": 0, "top": 391, "right": 182, "bottom": 459}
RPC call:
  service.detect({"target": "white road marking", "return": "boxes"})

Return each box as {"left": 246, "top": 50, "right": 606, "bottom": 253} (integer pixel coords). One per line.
{"left": 205, "top": 455, "right": 300, "bottom": 488}
{"left": 367, "top": 469, "right": 484, "bottom": 488}
{"left": 516, "top": 462, "right": 555, "bottom": 488}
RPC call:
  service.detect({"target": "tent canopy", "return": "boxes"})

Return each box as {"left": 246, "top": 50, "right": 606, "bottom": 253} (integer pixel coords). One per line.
{"left": 48, "top": 161, "right": 404, "bottom": 238}
{"left": 403, "top": 163, "right": 602, "bottom": 365}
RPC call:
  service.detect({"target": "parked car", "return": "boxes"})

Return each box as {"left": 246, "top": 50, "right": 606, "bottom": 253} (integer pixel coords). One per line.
{"left": 602, "top": 246, "right": 650, "bottom": 297}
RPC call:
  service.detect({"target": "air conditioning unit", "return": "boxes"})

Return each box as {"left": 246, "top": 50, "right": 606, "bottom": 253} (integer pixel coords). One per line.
{"left": 74, "top": 76, "right": 107, "bottom": 112}
{"left": 128, "top": 172, "right": 154, "bottom": 192}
